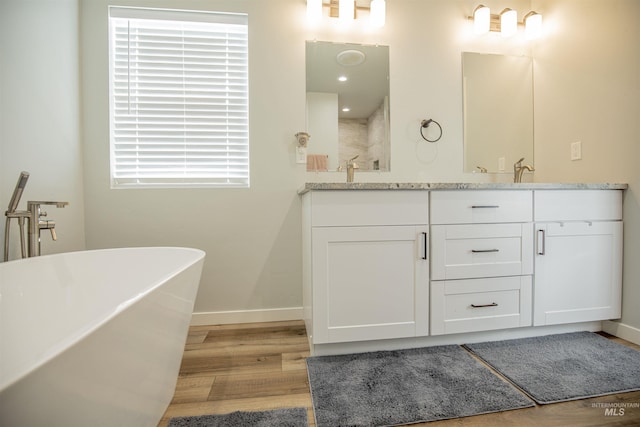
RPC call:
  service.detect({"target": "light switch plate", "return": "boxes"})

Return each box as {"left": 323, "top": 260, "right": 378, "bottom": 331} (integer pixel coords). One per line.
{"left": 296, "top": 147, "right": 307, "bottom": 164}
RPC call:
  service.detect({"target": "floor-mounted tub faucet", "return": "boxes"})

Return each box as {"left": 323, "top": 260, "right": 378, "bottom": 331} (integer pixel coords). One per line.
{"left": 513, "top": 157, "right": 534, "bottom": 183}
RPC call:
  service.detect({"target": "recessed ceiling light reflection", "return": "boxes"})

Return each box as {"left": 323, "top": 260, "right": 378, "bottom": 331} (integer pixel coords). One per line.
{"left": 338, "top": 75, "right": 348, "bottom": 82}
{"left": 342, "top": 107, "right": 351, "bottom": 112}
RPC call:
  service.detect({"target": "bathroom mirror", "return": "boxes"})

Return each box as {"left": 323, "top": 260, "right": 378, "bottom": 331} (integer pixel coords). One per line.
{"left": 463, "top": 52, "right": 534, "bottom": 173}
{"left": 306, "top": 41, "right": 390, "bottom": 172}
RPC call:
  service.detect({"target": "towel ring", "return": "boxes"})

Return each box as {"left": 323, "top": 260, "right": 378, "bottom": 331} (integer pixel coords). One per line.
{"left": 420, "top": 118, "right": 443, "bottom": 143}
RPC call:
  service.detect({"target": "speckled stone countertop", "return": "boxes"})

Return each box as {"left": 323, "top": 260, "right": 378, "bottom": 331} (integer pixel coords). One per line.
{"left": 298, "top": 182, "right": 628, "bottom": 195}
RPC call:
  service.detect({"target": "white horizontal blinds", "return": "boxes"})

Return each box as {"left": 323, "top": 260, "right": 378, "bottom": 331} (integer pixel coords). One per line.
{"left": 109, "top": 7, "right": 249, "bottom": 188}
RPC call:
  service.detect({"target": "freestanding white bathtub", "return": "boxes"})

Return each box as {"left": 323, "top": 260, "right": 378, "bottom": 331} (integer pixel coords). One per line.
{"left": 0, "top": 247, "right": 205, "bottom": 427}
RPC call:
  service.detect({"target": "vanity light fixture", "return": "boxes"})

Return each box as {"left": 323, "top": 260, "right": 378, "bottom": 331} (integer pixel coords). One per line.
{"left": 470, "top": 5, "right": 542, "bottom": 39}
{"left": 307, "top": 0, "right": 386, "bottom": 28}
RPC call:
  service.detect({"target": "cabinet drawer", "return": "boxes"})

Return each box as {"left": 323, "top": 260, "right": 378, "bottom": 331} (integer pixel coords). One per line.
{"left": 534, "top": 190, "right": 622, "bottom": 221}
{"left": 430, "top": 191, "right": 532, "bottom": 224}
{"left": 431, "top": 276, "right": 532, "bottom": 335}
{"left": 310, "top": 191, "right": 428, "bottom": 227}
{"left": 431, "top": 223, "right": 533, "bottom": 280}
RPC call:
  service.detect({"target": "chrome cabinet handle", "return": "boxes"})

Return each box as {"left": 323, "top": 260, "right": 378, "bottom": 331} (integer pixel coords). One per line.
{"left": 470, "top": 302, "right": 498, "bottom": 308}
{"left": 537, "top": 229, "right": 545, "bottom": 255}
{"left": 471, "top": 249, "right": 499, "bottom": 253}
{"left": 421, "top": 232, "right": 428, "bottom": 260}
{"left": 470, "top": 205, "right": 500, "bottom": 209}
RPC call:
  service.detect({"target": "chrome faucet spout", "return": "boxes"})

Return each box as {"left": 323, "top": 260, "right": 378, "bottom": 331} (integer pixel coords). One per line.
{"left": 513, "top": 157, "right": 534, "bottom": 183}
{"left": 346, "top": 155, "right": 360, "bottom": 183}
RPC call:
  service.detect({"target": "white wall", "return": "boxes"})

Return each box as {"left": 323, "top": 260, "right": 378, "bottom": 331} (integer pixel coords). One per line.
{"left": 532, "top": 0, "right": 640, "bottom": 331}
{"left": 81, "top": 0, "right": 308, "bottom": 319}
{"left": 0, "top": 0, "right": 85, "bottom": 262}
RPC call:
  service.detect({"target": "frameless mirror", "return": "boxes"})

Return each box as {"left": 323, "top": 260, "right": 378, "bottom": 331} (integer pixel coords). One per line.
{"left": 305, "top": 41, "right": 390, "bottom": 172}
{"left": 463, "top": 52, "right": 534, "bottom": 173}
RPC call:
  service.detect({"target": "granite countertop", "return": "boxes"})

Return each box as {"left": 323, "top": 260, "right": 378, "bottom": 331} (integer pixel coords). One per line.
{"left": 298, "top": 182, "right": 628, "bottom": 195}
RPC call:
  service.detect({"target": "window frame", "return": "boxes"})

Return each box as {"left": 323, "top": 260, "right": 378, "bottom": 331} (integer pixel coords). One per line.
{"left": 107, "top": 6, "right": 250, "bottom": 189}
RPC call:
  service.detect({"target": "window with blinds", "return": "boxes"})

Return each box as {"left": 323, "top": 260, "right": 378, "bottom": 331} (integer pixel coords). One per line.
{"left": 108, "top": 7, "right": 249, "bottom": 188}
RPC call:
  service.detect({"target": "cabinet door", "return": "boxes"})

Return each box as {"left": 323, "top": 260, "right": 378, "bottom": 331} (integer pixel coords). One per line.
{"left": 312, "top": 226, "right": 429, "bottom": 344}
{"left": 534, "top": 221, "right": 622, "bottom": 326}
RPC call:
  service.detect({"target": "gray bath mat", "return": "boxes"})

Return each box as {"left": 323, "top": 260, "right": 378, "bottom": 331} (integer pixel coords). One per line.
{"left": 464, "top": 331, "right": 640, "bottom": 404}
{"left": 306, "top": 345, "right": 533, "bottom": 427}
{"left": 167, "top": 407, "right": 308, "bottom": 427}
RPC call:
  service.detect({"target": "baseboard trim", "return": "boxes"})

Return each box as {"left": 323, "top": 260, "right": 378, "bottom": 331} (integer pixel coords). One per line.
{"left": 191, "top": 307, "right": 303, "bottom": 326}
{"left": 602, "top": 320, "right": 640, "bottom": 345}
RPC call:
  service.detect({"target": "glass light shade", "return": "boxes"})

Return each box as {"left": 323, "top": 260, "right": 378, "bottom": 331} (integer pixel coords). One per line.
{"left": 339, "top": 0, "right": 355, "bottom": 22}
{"left": 500, "top": 8, "right": 517, "bottom": 37}
{"left": 473, "top": 5, "right": 490, "bottom": 35}
{"left": 306, "top": 0, "right": 323, "bottom": 23}
{"left": 525, "top": 12, "right": 543, "bottom": 39}
{"left": 370, "top": 0, "right": 386, "bottom": 28}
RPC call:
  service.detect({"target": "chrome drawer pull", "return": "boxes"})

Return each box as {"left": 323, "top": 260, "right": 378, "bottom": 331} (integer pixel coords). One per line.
{"left": 471, "top": 249, "right": 500, "bottom": 253}
{"left": 470, "top": 205, "right": 500, "bottom": 209}
{"left": 470, "top": 302, "right": 498, "bottom": 308}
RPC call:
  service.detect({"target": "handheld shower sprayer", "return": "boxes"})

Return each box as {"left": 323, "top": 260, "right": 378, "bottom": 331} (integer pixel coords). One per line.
{"left": 4, "top": 172, "right": 31, "bottom": 261}
{"left": 7, "top": 172, "right": 29, "bottom": 214}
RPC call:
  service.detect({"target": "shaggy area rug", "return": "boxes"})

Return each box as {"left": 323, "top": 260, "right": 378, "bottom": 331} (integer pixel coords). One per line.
{"left": 306, "top": 345, "right": 533, "bottom": 427}
{"left": 167, "top": 407, "right": 308, "bottom": 427}
{"left": 464, "top": 331, "right": 640, "bottom": 404}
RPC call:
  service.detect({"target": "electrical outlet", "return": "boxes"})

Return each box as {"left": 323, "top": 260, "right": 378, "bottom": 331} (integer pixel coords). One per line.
{"left": 571, "top": 141, "right": 582, "bottom": 161}
{"left": 498, "top": 157, "right": 505, "bottom": 171}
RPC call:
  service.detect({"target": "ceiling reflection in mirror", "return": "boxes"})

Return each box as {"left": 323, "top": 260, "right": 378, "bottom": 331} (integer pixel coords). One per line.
{"left": 306, "top": 41, "right": 390, "bottom": 172}
{"left": 463, "top": 52, "right": 534, "bottom": 174}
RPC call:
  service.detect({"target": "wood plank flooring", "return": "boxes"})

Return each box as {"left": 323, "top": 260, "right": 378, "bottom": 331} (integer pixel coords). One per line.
{"left": 158, "top": 321, "right": 640, "bottom": 427}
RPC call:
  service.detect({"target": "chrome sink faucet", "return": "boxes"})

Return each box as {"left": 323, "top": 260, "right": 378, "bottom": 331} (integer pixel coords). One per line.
{"left": 513, "top": 157, "right": 534, "bottom": 183}
{"left": 346, "top": 155, "right": 359, "bottom": 183}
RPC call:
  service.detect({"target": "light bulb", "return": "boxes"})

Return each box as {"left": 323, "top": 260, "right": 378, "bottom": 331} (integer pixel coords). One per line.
{"left": 306, "top": 0, "right": 322, "bottom": 24}
{"left": 525, "top": 11, "right": 543, "bottom": 40}
{"left": 500, "top": 8, "right": 517, "bottom": 37}
{"left": 339, "top": 0, "right": 354, "bottom": 23}
{"left": 473, "top": 5, "right": 490, "bottom": 35}
{"left": 370, "top": 0, "right": 386, "bottom": 28}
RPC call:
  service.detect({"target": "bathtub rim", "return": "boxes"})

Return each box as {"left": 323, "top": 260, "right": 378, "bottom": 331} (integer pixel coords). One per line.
{"left": 0, "top": 246, "right": 205, "bottom": 392}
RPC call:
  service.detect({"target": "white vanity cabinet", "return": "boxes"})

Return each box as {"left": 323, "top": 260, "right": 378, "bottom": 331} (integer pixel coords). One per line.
{"left": 429, "top": 191, "right": 534, "bottom": 335}
{"left": 533, "top": 190, "right": 623, "bottom": 326}
{"left": 303, "top": 191, "right": 429, "bottom": 345}
{"left": 300, "top": 183, "right": 626, "bottom": 355}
